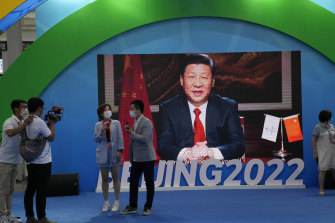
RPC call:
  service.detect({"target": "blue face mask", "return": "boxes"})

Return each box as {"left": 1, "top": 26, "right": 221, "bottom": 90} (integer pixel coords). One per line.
{"left": 129, "top": 110, "right": 137, "bottom": 119}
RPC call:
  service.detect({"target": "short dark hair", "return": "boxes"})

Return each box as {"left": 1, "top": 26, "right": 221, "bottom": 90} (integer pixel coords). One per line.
{"left": 131, "top": 100, "right": 144, "bottom": 113}
{"left": 319, "top": 110, "right": 332, "bottom": 122}
{"left": 97, "top": 103, "right": 111, "bottom": 119}
{"left": 28, "top": 97, "right": 44, "bottom": 113}
{"left": 10, "top": 99, "right": 26, "bottom": 113}
{"left": 181, "top": 54, "right": 216, "bottom": 76}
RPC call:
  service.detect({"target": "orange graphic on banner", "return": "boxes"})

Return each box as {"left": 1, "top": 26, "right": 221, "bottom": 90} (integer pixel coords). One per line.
{"left": 118, "top": 54, "right": 158, "bottom": 162}
{"left": 283, "top": 115, "right": 303, "bottom": 143}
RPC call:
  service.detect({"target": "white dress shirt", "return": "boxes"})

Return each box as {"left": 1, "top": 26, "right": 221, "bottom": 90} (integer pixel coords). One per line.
{"left": 178, "top": 101, "right": 223, "bottom": 160}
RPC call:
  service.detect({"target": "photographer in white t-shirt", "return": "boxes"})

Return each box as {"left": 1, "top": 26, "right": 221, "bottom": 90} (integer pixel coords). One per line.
{"left": 24, "top": 98, "right": 58, "bottom": 223}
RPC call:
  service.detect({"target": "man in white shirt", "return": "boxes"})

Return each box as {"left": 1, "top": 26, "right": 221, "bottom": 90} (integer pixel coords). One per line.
{"left": 23, "top": 98, "right": 58, "bottom": 223}
{"left": 0, "top": 99, "right": 33, "bottom": 223}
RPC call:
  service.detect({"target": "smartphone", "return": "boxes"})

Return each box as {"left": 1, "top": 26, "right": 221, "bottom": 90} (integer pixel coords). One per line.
{"left": 125, "top": 121, "right": 130, "bottom": 130}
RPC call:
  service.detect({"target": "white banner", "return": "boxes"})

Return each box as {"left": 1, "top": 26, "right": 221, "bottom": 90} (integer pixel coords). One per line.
{"left": 262, "top": 114, "right": 280, "bottom": 142}
{"left": 96, "top": 159, "right": 305, "bottom": 192}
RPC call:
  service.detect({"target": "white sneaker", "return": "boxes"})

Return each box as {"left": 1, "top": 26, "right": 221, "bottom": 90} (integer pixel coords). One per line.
{"left": 102, "top": 201, "right": 110, "bottom": 212}
{"left": 0, "top": 215, "right": 9, "bottom": 223}
{"left": 111, "top": 203, "right": 119, "bottom": 212}
{"left": 6, "top": 215, "right": 22, "bottom": 223}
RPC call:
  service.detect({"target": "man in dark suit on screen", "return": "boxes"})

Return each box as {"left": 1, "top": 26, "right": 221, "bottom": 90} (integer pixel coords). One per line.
{"left": 158, "top": 54, "right": 245, "bottom": 162}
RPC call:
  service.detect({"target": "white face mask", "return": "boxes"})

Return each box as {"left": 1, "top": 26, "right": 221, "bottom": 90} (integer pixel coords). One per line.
{"left": 103, "top": 110, "right": 112, "bottom": 119}
{"left": 129, "top": 110, "right": 137, "bottom": 119}
{"left": 20, "top": 108, "right": 29, "bottom": 120}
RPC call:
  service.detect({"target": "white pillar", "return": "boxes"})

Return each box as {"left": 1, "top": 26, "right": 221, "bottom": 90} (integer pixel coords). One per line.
{"left": 3, "top": 20, "right": 22, "bottom": 73}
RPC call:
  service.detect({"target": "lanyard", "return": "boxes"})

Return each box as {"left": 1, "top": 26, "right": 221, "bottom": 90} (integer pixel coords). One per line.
{"left": 106, "top": 123, "right": 111, "bottom": 142}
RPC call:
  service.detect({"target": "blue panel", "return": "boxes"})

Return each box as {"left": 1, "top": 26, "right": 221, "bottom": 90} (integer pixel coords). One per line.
{"left": 310, "top": 0, "right": 335, "bottom": 13}
{"left": 39, "top": 18, "right": 335, "bottom": 191}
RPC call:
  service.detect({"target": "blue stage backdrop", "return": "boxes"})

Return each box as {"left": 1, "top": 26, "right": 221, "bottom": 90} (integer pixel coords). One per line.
{"left": 35, "top": 12, "right": 335, "bottom": 191}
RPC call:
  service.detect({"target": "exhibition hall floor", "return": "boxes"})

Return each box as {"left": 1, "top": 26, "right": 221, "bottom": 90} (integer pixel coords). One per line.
{"left": 11, "top": 188, "right": 334, "bottom": 223}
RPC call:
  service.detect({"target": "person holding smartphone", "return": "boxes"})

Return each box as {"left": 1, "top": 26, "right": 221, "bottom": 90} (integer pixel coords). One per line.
{"left": 120, "top": 100, "right": 156, "bottom": 216}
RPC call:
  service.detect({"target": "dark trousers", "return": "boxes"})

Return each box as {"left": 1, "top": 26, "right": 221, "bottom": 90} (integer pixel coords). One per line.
{"left": 24, "top": 163, "right": 51, "bottom": 219}
{"left": 129, "top": 161, "right": 155, "bottom": 209}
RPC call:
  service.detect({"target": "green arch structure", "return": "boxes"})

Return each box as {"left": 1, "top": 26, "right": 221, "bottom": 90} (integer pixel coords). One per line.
{"left": 1, "top": 0, "right": 335, "bottom": 124}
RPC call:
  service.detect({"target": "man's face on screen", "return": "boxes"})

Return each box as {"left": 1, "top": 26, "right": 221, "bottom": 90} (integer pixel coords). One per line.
{"left": 180, "top": 64, "right": 215, "bottom": 107}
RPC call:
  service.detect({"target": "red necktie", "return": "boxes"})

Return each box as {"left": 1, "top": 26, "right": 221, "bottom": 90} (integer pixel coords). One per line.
{"left": 194, "top": 108, "right": 206, "bottom": 144}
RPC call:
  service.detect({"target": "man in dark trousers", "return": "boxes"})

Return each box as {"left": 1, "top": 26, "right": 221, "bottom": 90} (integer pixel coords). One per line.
{"left": 24, "top": 98, "right": 58, "bottom": 223}
{"left": 120, "top": 100, "right": 156, "bottom": 216}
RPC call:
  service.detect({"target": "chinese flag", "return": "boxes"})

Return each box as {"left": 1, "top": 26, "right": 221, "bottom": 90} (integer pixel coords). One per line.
{"left": 118, "top": 54, "right": 158, "bottom": 162}
{"left": 283, "top": 114, "right": 303, "bottom": 143}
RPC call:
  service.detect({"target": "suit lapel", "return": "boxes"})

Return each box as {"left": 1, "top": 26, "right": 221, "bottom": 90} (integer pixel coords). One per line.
{"left": 110, "top": 120, "right": 117, "bottom": 134}
{"left": 206, "top": 94, "right": 218, "bottom": 142}
{"left": 134, "top": 116, "right": 145, "bottom": 134}
{"left": 179, "top": 95, "right": 194, "bottom": 145}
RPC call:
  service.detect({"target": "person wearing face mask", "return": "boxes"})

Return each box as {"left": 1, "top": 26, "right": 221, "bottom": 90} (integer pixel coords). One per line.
{"left": 0, "top": 99, "right": 33, "bottom": 223}
{"left": 94, "top": 104, "right": 124, "bottom": 213}
{"left": 24, "top": 97, "right": 58, "bottom": 223}
{"left": 120, "top": 100, "right": 156, "bottom": 216}
{"left": 312, "top": 110, "right": 335, "bottom": 196}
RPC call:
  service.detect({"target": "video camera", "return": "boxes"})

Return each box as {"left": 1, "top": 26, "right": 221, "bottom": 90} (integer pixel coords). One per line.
{"left": 44, "top": 106, "right": 64, "bottom": 121}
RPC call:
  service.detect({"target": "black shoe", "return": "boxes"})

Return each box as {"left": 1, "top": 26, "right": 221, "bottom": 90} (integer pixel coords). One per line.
{"left": 142, "top": 207, "right": 152, "bottom": 216}
{"left": 26, "top": 217, "right": 38, "bottom": 223}
{"left": 119, "top": 205, "right": 138, "bottom": 215}
{"left": 37, "top": 217, "right": 56, "bottom": 223}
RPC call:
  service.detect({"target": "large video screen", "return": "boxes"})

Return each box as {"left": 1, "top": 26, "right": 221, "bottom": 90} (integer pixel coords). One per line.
{"left": 97, "top": 51, "right": 302, "bottom": 164}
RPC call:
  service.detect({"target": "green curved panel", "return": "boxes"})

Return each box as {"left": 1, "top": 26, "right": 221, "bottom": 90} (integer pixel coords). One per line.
{"left": 1, "top": 0, "right": 335, "bottom": 124}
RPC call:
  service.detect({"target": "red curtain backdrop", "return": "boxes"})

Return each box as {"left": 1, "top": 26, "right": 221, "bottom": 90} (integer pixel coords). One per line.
{"left": 118, "top": 54, "right": 159, "bottom": 162}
